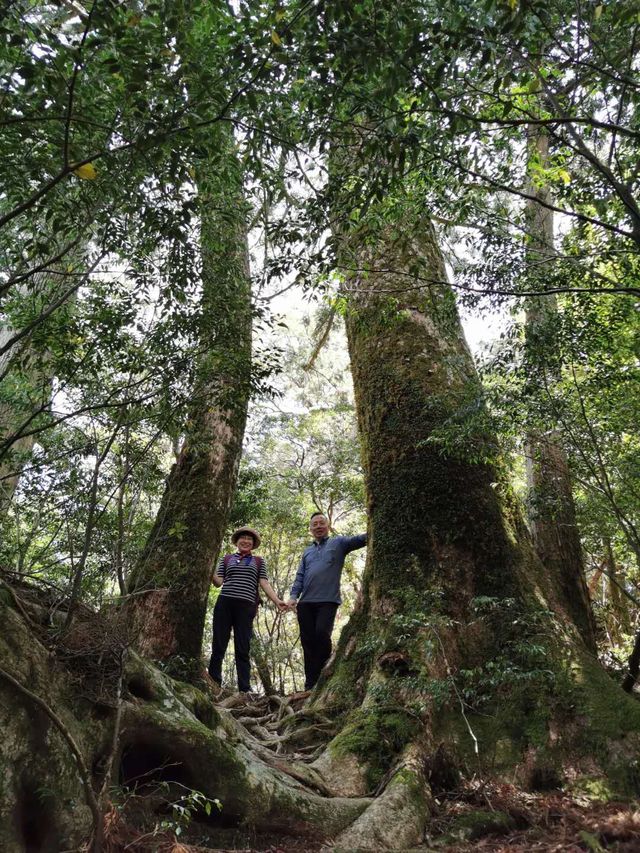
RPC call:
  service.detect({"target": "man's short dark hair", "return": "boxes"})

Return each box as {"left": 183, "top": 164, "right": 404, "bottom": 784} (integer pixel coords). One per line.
{"left": 310, "top": 511, "right": 326, "bottom": 521}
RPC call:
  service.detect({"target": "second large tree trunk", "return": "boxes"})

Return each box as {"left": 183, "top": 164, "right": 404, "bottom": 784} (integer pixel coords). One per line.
{"left": 127, "top": 143, "right": 252, "bottom": 663}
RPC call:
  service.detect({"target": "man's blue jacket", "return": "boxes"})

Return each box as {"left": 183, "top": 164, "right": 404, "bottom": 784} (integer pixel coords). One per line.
{"left": 290, "top": 534, "right": 367, "bottom": 604}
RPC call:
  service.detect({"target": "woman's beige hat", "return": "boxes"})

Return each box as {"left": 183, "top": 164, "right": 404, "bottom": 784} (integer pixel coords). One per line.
{"left": 231, "top": 526, "right": 261, "bottom": 548}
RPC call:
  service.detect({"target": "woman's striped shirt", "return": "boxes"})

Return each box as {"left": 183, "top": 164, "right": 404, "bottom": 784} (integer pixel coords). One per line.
{"left": 217, "top": 553, "right": 268, "bottom": 603}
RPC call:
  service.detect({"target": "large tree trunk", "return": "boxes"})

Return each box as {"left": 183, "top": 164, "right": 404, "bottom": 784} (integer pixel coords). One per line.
{"left": 303, "top": 192, "right": 640, "bottom": 848}
{"left": 523, "top": 128, "right": 596, "bottom": 651}
{"left": 127, "top": 141, "right": 252, "bottom": 663}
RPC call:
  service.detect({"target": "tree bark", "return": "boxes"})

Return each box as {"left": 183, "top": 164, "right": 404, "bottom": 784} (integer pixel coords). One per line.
{"left": 623, "top": 628, "right": 640, "bottom": 693}
{"left": 604, "top": 537, "right": 630, "bottom": 640}
{"left": 523, "top": 127, "right": 597, "bottom": 652}
{"left": 127, "top": 136, "right": 252, "bottom": 663}
{"left": 252, "top": 635, "right": 276, "bottom": 696}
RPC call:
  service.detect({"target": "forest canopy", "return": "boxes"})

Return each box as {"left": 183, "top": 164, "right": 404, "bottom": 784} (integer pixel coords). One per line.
{"left": 1, "top": 0, "right": 640, "bottom": 850}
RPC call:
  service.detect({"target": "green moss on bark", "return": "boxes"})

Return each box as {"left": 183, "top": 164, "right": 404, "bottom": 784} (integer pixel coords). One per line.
{"left": 429, "top": 638, "right": 640, "bottom": 798}
{"left": 331, "top": 707, "right": 420, "bottom": 791}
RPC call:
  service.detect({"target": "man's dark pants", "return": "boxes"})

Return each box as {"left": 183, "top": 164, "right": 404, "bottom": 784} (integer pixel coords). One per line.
{"left": 296, "top": 601, "right": 339, "bottom": 690}
{"left": 208, "top": 596, "right": 254, "bottom": 692}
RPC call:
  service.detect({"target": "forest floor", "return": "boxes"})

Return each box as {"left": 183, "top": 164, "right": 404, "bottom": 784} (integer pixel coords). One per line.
{"left": 425, "top": 783, "right": 640, "bottom": 852}
{"left": 117, "top": 689, "right": 640, "bottom": 853}
{"left": 156, "top": 791, "right": 640, "bottom": 852}
{"left": 170, "top": 787, "right": 640, "bottom": 853}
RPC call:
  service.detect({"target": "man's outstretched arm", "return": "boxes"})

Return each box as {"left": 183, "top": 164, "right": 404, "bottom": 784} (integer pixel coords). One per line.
{"left": 341, "top": 533, "right": 367, "bottom": 554}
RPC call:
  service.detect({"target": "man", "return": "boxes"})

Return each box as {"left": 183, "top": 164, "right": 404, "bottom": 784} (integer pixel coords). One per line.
{"left": 288, "top": 512, "right": 367, "bottom": 690}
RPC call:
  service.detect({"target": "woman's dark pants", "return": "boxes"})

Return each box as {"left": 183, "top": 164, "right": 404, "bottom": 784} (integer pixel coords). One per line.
{"left": 296, "top": 601, "right": 338, "bottom": 690}
{"left": 208, "top": 596, "right": 254, "bottom": 692}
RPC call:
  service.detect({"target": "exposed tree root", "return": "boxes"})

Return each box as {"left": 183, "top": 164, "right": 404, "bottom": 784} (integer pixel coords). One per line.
{"left": 310, "top": 748, "right": 370, "bottom": 798}
{"left": 6, "top": 589, "right": 640, "bottom": 851}
{"left": 0, "top": 598, "right": 378, "bottom": 851}
{"left": 211, "top": 688, "right": 432, "bottom": 850}
{"left": 118, "top": 658, "right": 373, "bottom": 840}
{"left": 332, "top": 747, "right": 431, "bottom": 851}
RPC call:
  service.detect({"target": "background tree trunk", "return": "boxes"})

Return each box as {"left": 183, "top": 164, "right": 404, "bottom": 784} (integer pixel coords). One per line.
{"left": 523, "top": 127, "right": 596, "bottom": 652}
{"left": 252, "top": 635, "right": 276, "bottom": 696}
{"left": 605, "top": 538, "right": 630, "bottom": 639}
{"left": 127, "top": 138, "right": 252, "bottom": 663}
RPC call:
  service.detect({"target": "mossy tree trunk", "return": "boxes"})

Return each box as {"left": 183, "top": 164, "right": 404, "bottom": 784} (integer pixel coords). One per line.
{"left": 523, "top": 127, "right": 596, "bottom": 652}
{"left": 305, "top": 184, "right": 640, "bottom": 847}
{"left": 127, "top": 136, "right": 252, "bottom": 663}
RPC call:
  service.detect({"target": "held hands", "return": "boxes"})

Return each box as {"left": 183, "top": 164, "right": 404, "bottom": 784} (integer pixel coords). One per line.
{"left": 271, "top": 598, "right": 297, "bottom": 613}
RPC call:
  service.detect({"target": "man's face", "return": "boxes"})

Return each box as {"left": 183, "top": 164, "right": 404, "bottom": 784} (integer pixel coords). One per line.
{"left": 309, "top": 514, "right": 329, "bottom": 540}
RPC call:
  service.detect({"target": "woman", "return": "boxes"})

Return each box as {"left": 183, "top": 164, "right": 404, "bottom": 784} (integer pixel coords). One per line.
{"left": 208, "top": 526, "right": 286, "bottom": 694}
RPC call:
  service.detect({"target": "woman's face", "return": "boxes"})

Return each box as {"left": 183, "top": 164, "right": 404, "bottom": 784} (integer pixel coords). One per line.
{"left": 237, "top": 534, "right": 254, "bottom": 554}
